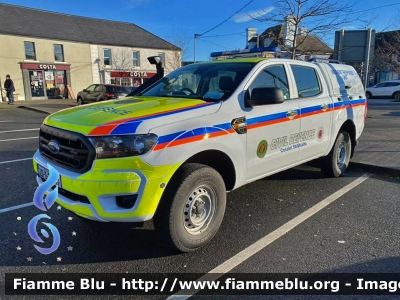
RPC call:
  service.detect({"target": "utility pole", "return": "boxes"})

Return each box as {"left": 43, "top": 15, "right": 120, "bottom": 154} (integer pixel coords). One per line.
{"left": 194, "top": 34, "right": 201, "bottom": 63}
{"left": 363, "top": 28, "right": 373, "bottom": 88}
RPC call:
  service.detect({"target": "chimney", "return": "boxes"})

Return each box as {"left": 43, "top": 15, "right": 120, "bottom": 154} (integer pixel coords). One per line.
{"left": 246, "top": 27, "right": 257, "bottom": 47}
{"left": 283, "top": 15, "right": 296, "bottom": 48}
{"left": 298, "top": 26, "right": 307, "bottom": 35}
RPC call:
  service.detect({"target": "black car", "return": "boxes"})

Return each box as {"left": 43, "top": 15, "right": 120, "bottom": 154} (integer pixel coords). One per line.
{"left": 76, "top": 84, "right": 131, "bottom": 105}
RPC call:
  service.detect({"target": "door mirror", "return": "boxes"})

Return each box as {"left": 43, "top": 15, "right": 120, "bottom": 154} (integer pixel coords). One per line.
{"left": 247, "top": 87, "right": 284, "bottom": 106}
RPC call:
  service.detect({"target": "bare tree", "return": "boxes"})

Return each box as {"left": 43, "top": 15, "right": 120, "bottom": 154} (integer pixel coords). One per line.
{"left": 166, "top": 30, "right": 190, "bottom": 70}
{"left": 111, "top": 47, "right": 133, "bottom": 71}
{"left": 251, "top": 0, "right": 356, "bottom": 59}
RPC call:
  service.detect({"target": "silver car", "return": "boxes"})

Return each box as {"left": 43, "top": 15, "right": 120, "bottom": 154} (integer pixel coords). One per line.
{"left": 366, "top": 80, "right": 400, "bottom": 100}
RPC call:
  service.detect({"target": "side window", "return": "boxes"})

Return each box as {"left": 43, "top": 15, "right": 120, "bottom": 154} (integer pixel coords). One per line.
{"left": 249, "top": 65, "right": 290, "bottom": 100}
{"left": 95, "top": 85, "right": 105, "bottom": 92}
{"left": 375, "top": 83, "right": 386, "bottom": 88}
{"left": 86, "top": 85, "right": 96, "bottom": 92}
{"left": 291, "top": 65, "right": 321, "bottom": 98}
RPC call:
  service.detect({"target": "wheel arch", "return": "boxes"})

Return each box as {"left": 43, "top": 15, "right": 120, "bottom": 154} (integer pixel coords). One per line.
{"left": 182, "top": 150, "right": 237, "bottom": 191}
{"left": 339, "top": 119, "right": 356, "bottom": 158}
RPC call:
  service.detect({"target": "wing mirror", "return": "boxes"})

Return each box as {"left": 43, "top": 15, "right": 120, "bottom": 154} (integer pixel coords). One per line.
{"left": 246, "top": 87, "right": 284, "bottom": 106}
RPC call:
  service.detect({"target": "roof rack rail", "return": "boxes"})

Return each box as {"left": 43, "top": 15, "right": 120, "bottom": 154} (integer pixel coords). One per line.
{"left": 308, "top": 57, "right": 342, "bottom": 64}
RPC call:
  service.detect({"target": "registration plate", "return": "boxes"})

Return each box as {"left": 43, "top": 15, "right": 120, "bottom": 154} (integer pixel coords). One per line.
{"left": 38, "top": 164, "right": 62, "bottom": 188}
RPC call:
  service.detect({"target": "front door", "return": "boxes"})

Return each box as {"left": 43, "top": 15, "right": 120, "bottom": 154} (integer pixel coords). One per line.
{"left": 245, "top": 63, "right": 301, "bottom": 181}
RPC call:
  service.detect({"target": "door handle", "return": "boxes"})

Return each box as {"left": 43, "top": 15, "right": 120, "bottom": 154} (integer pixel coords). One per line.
{"left": 321, "top": 103, "right": 328, "bottom": 111}
{"left": 286, "top": 110, "right": 298, "bottom": 119}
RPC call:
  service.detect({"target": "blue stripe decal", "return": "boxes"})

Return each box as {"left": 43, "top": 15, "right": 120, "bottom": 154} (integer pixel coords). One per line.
{"left": 247, "top": 111, "right": 288, "bottom": 126}
{"left": 110, "top": 121, "right": 142, "bottom": 135}
{"left": 157, "top": 131, "right": 186, "bottom": 144}
{"left": 214, "top": 122, "right": 232, "bottom": 131}
{"left": 301, "top": 105, "right": 323, "bottom": 114}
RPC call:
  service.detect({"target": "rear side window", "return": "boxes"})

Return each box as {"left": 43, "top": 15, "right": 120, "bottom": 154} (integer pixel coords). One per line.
{"left": 291, "top": 65, "right": 321, "bottom": 98}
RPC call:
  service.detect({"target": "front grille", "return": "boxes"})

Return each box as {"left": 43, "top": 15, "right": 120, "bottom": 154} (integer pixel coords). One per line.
{"left": 39, "top": 125, "right": 95, "bottom": 173}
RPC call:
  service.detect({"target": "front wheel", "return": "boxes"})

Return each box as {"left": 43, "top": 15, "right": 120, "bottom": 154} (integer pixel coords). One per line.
{"left": 153, "top": 163, "right": 227, "bottom": 252}
{"left": 321, "top": 131, "right": 352, "bottom": 178}
{"left": 77, "top": 97, "right": 83, "bottom": 105}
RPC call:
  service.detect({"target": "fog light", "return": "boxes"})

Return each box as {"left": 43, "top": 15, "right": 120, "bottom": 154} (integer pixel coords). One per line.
{"left": 116, "top": 194, "right": 138, "bottom": 209}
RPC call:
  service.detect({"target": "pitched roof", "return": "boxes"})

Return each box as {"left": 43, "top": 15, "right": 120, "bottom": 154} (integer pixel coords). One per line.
{"left": 255, "top": 24, "right": 332, "bottom": 54}
{"left": 0, "top": 3, "right": 178, "bottom": 50}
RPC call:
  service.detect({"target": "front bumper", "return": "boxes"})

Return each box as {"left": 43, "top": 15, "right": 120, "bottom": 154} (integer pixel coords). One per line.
{"left": 32, "top": 151, "right": 180, "bottom": 222}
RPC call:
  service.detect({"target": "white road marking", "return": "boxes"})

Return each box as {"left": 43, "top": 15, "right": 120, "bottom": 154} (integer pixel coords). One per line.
{"left": 0, "top": 202, "right": 34, "bottom": 214}
{"left": 0, "top": 128, "right": 39, "bottom": 133}
{"left": 0, "top": 137, "right": 37, "bottom": 142}
{"left": 0, "top": 157, "right": 32, "bottom": 164}
{"left": 167, "top": 173, "right": 372, "bottom": 299}
{"left": 0, "top": 121, "right": 11, "bottom": 123}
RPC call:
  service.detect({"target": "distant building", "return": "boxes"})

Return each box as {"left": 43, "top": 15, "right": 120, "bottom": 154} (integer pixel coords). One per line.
{"left": 246, "top": 15, "right": 333, "bottom": 61}
{"left": 0, "top": 4, "right": 179, "bottom": 100}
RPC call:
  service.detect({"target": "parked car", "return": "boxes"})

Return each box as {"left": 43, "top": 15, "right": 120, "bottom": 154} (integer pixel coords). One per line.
{"left": 366, "top": 80, "right": 400, "bottom": 100}
{"left": 76, "top": 84, "right": 131, "bottom": 105}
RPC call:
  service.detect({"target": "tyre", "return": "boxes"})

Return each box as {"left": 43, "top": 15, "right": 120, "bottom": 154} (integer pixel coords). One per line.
{"left": 153, "top": 163, "right": 227, "bottom": 252}
{"left": 366, "top": 92, "right": 371, "bottom": 100}
{"left": 321, "top": 131, "right": 352, "bottom": 178}
{"left": 77, "top": 97, "right": 83, "bottom": 105}
{"left": 393, "top": 92, "right": 400, "bottom": 101}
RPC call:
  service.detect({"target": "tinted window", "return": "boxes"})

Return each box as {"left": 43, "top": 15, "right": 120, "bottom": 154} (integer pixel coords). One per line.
{"left": 86, "top": 85, "right": 96, "bottom": 92}
{"left": 107, "top": 86, "right": 130, "bottom": 94}
{"left": 95, "top": 85, "right": 106, "bottom": 92}
{"left": 249, "top": 65, "right": 290, "bottom": 100}
{"left": 375, "top": 83, "right": 387, "bottom": 88}
{"left": 291, "top": 65, "right": 321, "bottom": 98}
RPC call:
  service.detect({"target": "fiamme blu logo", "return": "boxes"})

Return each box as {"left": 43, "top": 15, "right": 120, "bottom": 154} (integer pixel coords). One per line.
{"left": 28, "top": 164, "right": 61, "bottom": 255}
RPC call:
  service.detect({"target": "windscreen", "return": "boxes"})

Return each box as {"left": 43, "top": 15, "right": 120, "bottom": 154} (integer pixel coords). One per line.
{"left": 141, "top": 62, "right": 256, "bottom": 101}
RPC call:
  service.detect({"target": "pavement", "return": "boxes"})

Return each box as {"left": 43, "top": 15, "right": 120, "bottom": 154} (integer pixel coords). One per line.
{"left": 1, "top": 97, "right": 399, "bottom": 176}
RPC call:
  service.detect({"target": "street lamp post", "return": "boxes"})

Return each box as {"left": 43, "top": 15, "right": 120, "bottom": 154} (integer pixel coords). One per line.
{"left": 194, "top": 34, "right": 201, "bottom": 63}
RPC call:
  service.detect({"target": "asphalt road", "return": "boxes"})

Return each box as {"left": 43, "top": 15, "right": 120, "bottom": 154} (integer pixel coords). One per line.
{"left": 1, "top": 107, "right": 400, "bottom": 300}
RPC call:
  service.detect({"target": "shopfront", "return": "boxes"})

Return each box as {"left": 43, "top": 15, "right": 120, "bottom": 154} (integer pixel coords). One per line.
{"left": 20, "top": 63, "right": 71, "bottom": 100}
{"left": 110, "top": 71, "right": 156, "bottom": 88}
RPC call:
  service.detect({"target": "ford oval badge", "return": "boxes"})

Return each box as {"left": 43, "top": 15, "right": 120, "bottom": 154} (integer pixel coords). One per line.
{"left": 48, "top": 140, "right": 61, "bottom": 154}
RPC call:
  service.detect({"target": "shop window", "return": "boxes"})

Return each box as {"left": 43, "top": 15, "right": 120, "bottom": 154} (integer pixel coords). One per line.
{"left": 24, "top": 42, "right": 36, "bottom": 60}
{"left": 133, "top": 51, "right": 140, "bottom": 67}
{"left": 54, "top": 44, "right": 64, "bottom": 62}
{"left": 104, "top": 49, "right": 112, "bottom": 65}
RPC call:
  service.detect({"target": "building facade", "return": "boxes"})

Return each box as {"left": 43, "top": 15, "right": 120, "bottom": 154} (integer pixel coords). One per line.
{"left": 0, "top": 4, "right": 180, "bottom": 101}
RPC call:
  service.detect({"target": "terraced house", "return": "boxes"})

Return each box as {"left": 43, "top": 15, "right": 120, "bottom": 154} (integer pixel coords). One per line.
{"left": 0, "top": 4, "right": 180, "bottom": 101}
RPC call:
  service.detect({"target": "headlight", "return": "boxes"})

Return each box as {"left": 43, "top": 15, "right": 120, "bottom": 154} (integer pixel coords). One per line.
{"left": 88, "top": 134, "right": 158, "bottom": 159}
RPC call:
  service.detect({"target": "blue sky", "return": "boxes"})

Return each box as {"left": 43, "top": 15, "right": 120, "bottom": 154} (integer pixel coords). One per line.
{"left": 2, "top": 0, "right": 400, "bottom": 61}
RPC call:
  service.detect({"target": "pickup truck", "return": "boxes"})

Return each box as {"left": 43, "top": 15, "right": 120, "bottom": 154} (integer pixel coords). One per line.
{"left": 33, "top": 57, "right": 367, "bottom": 252}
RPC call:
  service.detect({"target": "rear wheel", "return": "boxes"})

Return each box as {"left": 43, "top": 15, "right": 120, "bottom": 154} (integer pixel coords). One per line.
{"left": 153, "top": 163, "right": 226, "bottom": 252}
{"left": 393, "top": 92, "right": 400, "bottom": 101}
{"left": 321, "top": 131, "right": 351, "bottom": 178}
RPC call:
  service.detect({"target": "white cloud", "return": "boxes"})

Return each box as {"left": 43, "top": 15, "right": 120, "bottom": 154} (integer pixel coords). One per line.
{"left": 233, "top": 6, "right": 274, "bottom": 23}
{"left": 124, "top": 0, "right": 152, "bottom": 9}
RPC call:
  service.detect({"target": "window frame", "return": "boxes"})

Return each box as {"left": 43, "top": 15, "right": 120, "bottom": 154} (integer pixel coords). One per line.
{"left": 54, "top": 44, "right": 64, "bottom": 62}
{"left": 133, "top": 51, "right": 140, "bottom": 67}
{"left": 290, "top": 64, "right": 323, "bottom": 99}
{"left": 247, "top": 63, "right": 291, "bottom": 101}
{"left": 24, "top": 41, "right": 36, "bottom": 61}
{"left": 103, "top": 48, "right": 112, "bottom": 66}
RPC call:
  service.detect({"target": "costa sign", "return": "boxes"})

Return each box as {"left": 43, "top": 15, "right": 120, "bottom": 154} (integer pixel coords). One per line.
{"left": 39, "top": 64, "right": 57, "bottom": 70}
{"left": 110, "top": 71, "right": 156, "bottom": 78}
{"left": 130, "top": 71, "right": 147, "bottom": 77}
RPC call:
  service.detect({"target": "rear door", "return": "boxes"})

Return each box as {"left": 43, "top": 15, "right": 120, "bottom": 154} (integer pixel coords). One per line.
{"left": 288, "top": 62, "right": 333, "bottom": 162}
